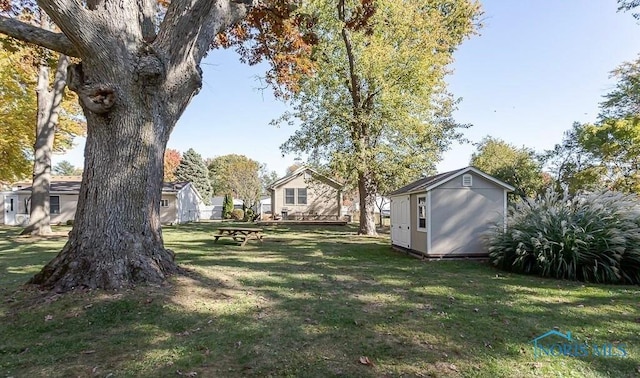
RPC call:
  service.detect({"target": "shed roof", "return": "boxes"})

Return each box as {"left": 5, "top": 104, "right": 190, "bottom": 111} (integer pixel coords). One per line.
{"left": 389, "top": 166, "right": 515, "bottom": 196}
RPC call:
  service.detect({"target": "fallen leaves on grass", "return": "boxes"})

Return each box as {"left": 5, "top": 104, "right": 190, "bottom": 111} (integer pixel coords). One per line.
{"left": 359, "top": 356, "right": 373, "bottom": 366}
{"left": 44, "top": 314, "right": 53, "bottom": 321}
{"left": 176, "top": 370, "right": 197, "bottom": 376}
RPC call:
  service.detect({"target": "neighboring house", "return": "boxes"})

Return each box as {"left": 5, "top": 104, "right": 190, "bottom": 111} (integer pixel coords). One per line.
{"left": 388, "top": 166, "right": 514, "bottom": 257}
{"left": 268, "top": 166, "right": 343, "bottom": 220}
{"left": 1, "top": 181, "right": 204, "bottom": 226}
{"left": 207, "top": 196, "right": 244, "bottom": 220}
{"left": 257, "top": 196, "right": 271, "bottom": 219}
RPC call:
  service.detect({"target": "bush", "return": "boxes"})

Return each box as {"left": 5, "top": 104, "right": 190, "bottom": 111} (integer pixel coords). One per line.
{"left": 222, "top": 194, "right": 234, "bottom": 219}
{"left": 230, "top": 208, "right": 244, "bottom": 221}
{"left": 244, "top": 208, "right": 256, "bottom": 222}
{"left": 486, "top": 190, "right": 640, "bottom": 284}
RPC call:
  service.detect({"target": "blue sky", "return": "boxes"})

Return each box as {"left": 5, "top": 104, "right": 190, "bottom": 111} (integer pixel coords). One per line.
{"left": 53, "top": 0, "right": 640, "bottom": 177}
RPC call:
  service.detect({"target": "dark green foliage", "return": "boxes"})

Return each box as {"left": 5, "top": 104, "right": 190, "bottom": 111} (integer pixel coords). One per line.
{"left": 487, "top": 190, "right": 640, "bottom": 284}
{"left": 175, "top": 148, "right": 213, "bottom": 205}
{"left": 230, "top": 208, "right": 244, "bottom": 221}
{"left": 244, "top": 208, "right": 255, "bottom": 222}
{"left": 222, "top": 194, "right": 233, "bottom": 219}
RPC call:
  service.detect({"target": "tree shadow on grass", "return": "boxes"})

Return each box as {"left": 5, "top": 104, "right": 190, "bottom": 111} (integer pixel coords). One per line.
{"left": 163, "top": 223, "right": 640, "bottom": 377}
{"left": 0, "top": 223, "right": 638, "bottom": 377}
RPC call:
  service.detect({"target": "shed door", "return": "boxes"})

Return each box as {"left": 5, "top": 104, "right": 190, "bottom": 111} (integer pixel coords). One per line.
{"left": 391, "top": 196, "right": 410, "bottom": 248}
{"left": 4, "top": 195, "right": 17, "bottom": 226}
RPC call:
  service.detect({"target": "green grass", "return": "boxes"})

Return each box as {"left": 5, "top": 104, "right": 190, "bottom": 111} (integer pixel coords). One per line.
{"left": 0, "top": 223, "right": 638, "bottom": 377}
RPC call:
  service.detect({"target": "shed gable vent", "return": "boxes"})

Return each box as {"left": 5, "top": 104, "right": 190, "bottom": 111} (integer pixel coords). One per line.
{"left": 462, "top": 174, "right": 472, "bottom": 187}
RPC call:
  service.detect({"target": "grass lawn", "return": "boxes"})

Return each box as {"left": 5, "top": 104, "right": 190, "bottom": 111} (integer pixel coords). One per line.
{"left": 0, "top": 223, "right": 638, "bottom": 377}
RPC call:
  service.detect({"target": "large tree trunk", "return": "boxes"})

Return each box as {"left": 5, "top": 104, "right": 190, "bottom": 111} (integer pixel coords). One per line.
{"left": 357, "top": 170, "right": 378, "bottom": 236}
{"left": 29, "top": 60, "right": 181, "bottom": 290}
{"left": 21, "top": 52, "right": 69, "bottom": 236}
{"left": 0, "top": 0, "right": 254, "bottom": 292}
{"left": 28, "top": 3, "right": 219, "bottom": 292}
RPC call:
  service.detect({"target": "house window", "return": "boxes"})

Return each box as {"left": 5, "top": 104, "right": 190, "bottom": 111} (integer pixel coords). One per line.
{"left": 285, "top": 188, "right": 295, "bottom": 204}
{"left": 297, "top": 188, "right": 307, "bottom": 205}
{"left": 160, "top": 199, "right": 169, "bottom": 207}
{"left": 417, "top": 196, "right": 426, "bottom": 230}
{"left": 462, "top": 174, "right": 472, "bottom": 187}
{"left": 50, "top": 196, "right": 60, "bottom": 214}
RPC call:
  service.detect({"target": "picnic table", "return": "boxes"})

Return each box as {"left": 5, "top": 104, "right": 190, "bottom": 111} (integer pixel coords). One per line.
{"left": 214, "top": 227, "right": 264, "bottom": 247}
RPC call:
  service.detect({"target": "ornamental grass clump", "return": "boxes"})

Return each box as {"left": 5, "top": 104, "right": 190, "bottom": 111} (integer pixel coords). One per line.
{"left": 487, "top": 190, "right": 640, "bottom": 284}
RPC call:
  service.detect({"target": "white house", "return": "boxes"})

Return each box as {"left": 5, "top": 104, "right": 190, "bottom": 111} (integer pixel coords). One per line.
{"left": 1, "top": 181, "right": 204, "bottom": 226}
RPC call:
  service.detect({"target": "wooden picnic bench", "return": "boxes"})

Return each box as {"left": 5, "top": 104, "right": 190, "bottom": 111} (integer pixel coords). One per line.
{"left": 214, "top": 227, "right": 264, "bottom": 247}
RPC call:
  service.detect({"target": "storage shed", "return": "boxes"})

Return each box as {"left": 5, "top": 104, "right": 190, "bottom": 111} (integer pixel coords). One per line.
{"left": 389, "top": 167, "right": 514, "bottom": 257}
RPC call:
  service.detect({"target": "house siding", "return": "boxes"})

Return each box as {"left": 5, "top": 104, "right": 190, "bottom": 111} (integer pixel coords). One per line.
{"left": 176, "top": 185, "right": 202, "bottom": 223}
{"left": 271, "top": 173, "right": 340, "bottom": 219}
{"left": 429, "top": 172, "right": 504, "bottom": 255}
{"left": 409, "top": 194, "right": 427, "bottom": 254}
{"left": 160, "top": 194, "right": 177, "bottom": 224}
{"left": 51, "top": 194, "right": 78, "bottom": 224}
{"left": 3, "top": 186, "right": 194, "bottom": 226}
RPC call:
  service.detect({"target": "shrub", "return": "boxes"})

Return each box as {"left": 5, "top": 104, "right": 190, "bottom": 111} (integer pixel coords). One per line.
{"left": 244, "top": 208, "right": 255, "bottom": 222}
{"left": 486, "top": 190, "right": 640, "bottom": 284}
{"left": 230, "top": 208, "right": 244, "bottom": 221}
{"left": 222, "top": 194, "right": 233, "bottom": 219}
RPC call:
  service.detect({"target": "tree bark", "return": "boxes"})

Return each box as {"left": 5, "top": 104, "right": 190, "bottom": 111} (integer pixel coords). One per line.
{"left": 9, "top": 0, "right": 256, "bottom": 291}
{"left": 357, "top": 170, "right": 378, "bottom": 236}
{"left": 21, "top": 49, "right": 70, "bottom": 235}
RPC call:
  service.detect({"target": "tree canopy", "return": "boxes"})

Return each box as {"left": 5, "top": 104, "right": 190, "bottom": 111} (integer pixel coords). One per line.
{"left": 207, "top": 154, "right": 262, "bottom": 206}
{"left": 269, "top": 0, "right": 481, "bottom": 234}
{"left": 163, "top": 148, "right": 181, "bottom": 182}
{"left": 0, "top": 43, "right": 83, "bottom": 180}
{"left": 470, "top": 136, "right": 547, "bottom": 198}
{"left": 53, "top": 160, "right": 82, "bottom": 175}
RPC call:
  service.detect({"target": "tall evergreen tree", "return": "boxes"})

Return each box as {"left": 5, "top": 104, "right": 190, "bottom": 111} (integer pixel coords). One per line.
{"left": 222, "top": 193, "right": 234, "bottom": 219}
{"left": 175, "top": 148, "right": 213, "bottom": 205}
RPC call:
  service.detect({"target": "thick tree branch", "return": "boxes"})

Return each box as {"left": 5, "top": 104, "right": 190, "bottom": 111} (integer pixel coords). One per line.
{"left": 37, "top": 0, "right": 92, "bottom": 55}
{"left": 156, "top": 0, "right": 255, "bottom": 68}
{"left": 138, "top": 0, "right": 157, "bottom": 43}
{"left": 0, "top": 15, "right": 78, "bottom": 57}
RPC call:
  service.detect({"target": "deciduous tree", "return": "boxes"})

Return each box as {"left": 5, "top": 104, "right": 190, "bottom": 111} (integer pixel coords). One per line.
{"left": 0, "top": 0, "right": 259, "bottom": 291}
{"left": 259, "top": 164, "right": 279, "bottom": 194}
{"left": 579, "top": 119, "right": 640, "bottom": 193}
{"left": 53, "top": 160, "right": 82, "bottom": 176}
{"left": 207, "top": 154, "right": 262, "bottom": 207}
{"left": 470, "top": 137, "right": 547, "bottom": 198}
{"left": 0, "top": 43, "right": 34, "bottom": 182}
{"left": 542, "top": 123, "right": 604, "bottom": 195}
{"left": 599, "top": 55, "right": 640, "bottom": 120}
{"left": 272, "top": 0, "right": 481, "bottom": 235}
{"left": 163, "top": 148, "right": 181, "bottom": 182}
{"left": 2, "top": 2, "right": 85, "bottom": 236}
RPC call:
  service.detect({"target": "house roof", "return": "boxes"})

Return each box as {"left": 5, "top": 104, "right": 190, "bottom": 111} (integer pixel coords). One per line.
{"left": 14, "top": 181, "right": 192, "bottom": 194}
{"left": 268, "top": 166, "right": 343, "bottom": 191}
{"left": 388, "top": 166, "right": 515, "bottom": 196}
